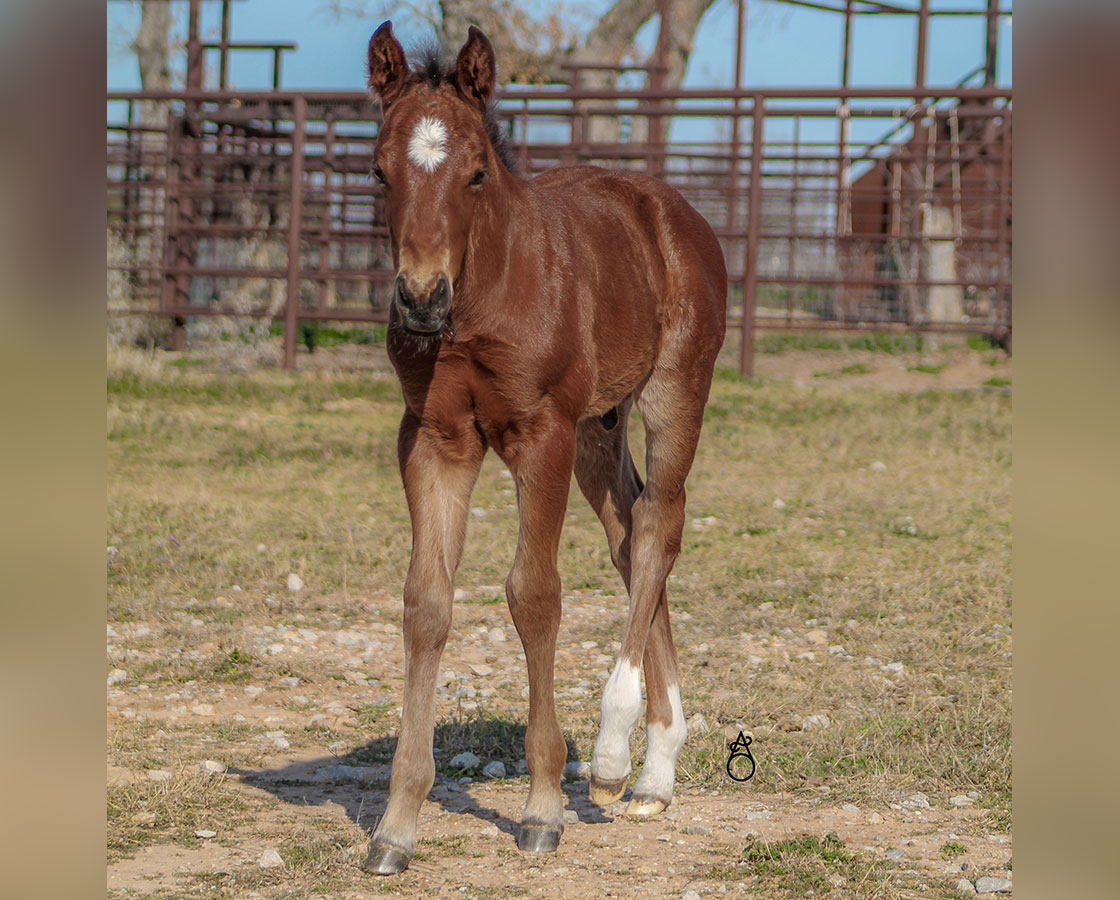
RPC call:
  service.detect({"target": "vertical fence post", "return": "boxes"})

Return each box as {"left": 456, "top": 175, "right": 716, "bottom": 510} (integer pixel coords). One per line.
{"left": 740, "top": 94, "right": 764, "bottom": 378}
{"left": 284, "top": 95, "right": 307, "bottom": 371}
{"left": 160, "top": 109, "right": 179, "bottom": 327}
{"left": 997, "top": 108, "right": 1011, "bottom": 341}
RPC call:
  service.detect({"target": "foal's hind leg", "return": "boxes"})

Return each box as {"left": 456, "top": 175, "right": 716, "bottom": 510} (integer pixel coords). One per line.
{"left": 585, "top": 370, "right": 710, "bottom": 814}
{"left": 574, "top": 402, "right": 643, "bottom": 805}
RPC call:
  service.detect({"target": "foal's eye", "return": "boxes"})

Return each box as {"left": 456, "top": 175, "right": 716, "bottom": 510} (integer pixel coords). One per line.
{"left": 469, "top": 169, "right": 487, "bottom": 187}
{"left": 372, "top": 166, "right": 387, "bottom": 186}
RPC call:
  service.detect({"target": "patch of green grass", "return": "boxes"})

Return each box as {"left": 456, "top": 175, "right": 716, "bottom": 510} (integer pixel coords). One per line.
{"left": 758, "top": 333, "right": 925, "bottom": 355}
{"left": 211, "top": 648, "right": 255, "bottom": 682}
{"left": 908, "top": 362, "right": 947, "bottom": 375}
{"left": 758, "top": 334, "right": 845, "bottom": 354}
{"left": 707, "top": 833, "right": 896, "bottom": 897}
{"left": 940, "top": 841, "right": 968, "bottom": 859}
{"left": 813, "top": 362, "right": 873, "bottom": 378}
{"left": 983, "top": 376, "right": 1011, "bottom": 388}
{"left": 966, "top": 334, "right": 996, "bottom": 351}
{"left": 737, "top": 524, "right": 777, "bottom": 536}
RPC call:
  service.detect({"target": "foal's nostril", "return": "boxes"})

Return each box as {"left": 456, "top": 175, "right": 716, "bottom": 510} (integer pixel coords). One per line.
{"left": 394, "top": 275, "right": 414, "bottom": 310}
{"left": 431, "top": 276, "right": 450, "bottom": 311}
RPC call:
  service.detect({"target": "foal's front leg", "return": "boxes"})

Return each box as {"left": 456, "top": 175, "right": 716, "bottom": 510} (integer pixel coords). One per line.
{"left": 363, "top": 411, "right": 484, "bottom": 875}
{"left": 503, "top": 417, "right": 576, "bottom": 853}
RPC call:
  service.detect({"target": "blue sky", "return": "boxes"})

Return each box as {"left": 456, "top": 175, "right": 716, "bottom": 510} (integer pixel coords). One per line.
{"left": 107, "top": 0, "right": 1012, "bottom": 93}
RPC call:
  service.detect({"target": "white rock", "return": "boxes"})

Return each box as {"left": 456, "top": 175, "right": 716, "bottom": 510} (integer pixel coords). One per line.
{"left": 901, "top": 792, "right": 930, "bottom": 810}
{"left": 450, "top": 751, "right": 480, "bottom": 770}
{"left": 563, "top": 761, "right": 591, "bottom": 780}
{"left": 957, "top": 878, "right": 976, "bottom": 895}
{"left": 870, "top": 460, "right": 887, "bottom": 473}
{"left": 804, "top": 714, "right": 831, "bottom": 731}
{"left": 481, "top": 823, "right": 502, "bottom": 838}
{"left": 147, "top": 769, "right": 173, "bottom": 782}
{"left": 107, "top": 668, "right": 128, "bottom": 686}
{"left": 772, "top": 498, "right": 787, "bottom": 509}
{"left": 278, "top": 676, "right": 300, "bottom": 688}
{"left": 487, "top": 627, "right": 506, "bottom": 644}
{"left": 516, "top": 758, "right": 529, "bottom": 775}
{"left": 868, "top": 812, "right": 884, "bottom": 824}
{"left": 191, "top": 703, "right": 215, "bottom": 716}
{"left": 950, "top": 794, "right": 975, "bottom": 807}
{"left": 469, "top": 663, "right": 493, "bottom": 677}
{"left": 482, "top": 760, "right": 506, "bottom": 779}
{"left": 686, "top": 713, "right": 709, "bottom": 734}
{"left": 130, "top": 811, "right": 156, "bottom": 826}
{"left": 974, "top": 876, "right": 1012, "bottom": 893}
{"left": 244, "top": 685, "right": 264, "bottom": 697}
{"left": 682, "top": 891, "right": 701, "bottom": 900}
{"left": 841, "top": 803, "right": 860, "bottom": 813}
{"left": 286, "top": 573, "right": 304, "bottom": 592}
{"left": 885, "top": 848, "right": 905, "bottom": 859}
{"left": 454, "top": 588, "right": 468, "bottom": 601}
{"left": 199, "top": 760, "right": 226, "bottom": 775}
{"left": 806, "top": 629, "right": 828, "bottom": 645}
{"left": 257, "top": 849, "right": 284, "bottom": 869}
{"left": 470, "top": 507, "right": 488, "bottom": 519}
{"left": 194, "top": 829, "right": 217, "bottom": 839}
{"left": 344, "top": 670, "right": 367, "bottom": 684}
{"left": 579, "top": 640, "right": 598, "bottom": 650}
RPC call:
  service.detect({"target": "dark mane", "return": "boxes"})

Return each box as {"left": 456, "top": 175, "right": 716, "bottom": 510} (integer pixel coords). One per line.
{"left": 406, "top": 39, "right": 517, "bottom": 174}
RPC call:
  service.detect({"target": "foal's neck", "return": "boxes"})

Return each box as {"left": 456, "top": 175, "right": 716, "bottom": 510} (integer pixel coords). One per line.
{"left": 456, "top": 166, "right": 524, "bottom": 332}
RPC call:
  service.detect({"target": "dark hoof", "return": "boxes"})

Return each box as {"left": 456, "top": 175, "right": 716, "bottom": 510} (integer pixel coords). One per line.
{"left": 589, "top": 775, "right": 628, "bottom": 808}
{"left": 362, "top": 841, "right": 412, "bottom": 875}
{"left": 517, "top": 823, "right": 562, "bottom": 853}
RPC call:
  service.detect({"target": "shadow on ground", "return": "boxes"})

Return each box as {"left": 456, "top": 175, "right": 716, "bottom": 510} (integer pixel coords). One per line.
{"left": 232, "top": 712, "right": 614, "bottom": 843}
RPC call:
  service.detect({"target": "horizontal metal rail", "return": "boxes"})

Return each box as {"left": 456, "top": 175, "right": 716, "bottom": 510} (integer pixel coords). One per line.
{"left": 107, "top": 84, "right": 1011, "bottom": 371}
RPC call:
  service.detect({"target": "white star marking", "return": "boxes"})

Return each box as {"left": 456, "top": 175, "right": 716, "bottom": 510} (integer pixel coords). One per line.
{"left": 407, "top": 116, "right": 449, "bottom": 172}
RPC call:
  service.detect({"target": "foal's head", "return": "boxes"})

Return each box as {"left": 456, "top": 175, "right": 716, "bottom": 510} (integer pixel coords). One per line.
{"left": 367, "top": 22, "right": 507, "bottom": 336}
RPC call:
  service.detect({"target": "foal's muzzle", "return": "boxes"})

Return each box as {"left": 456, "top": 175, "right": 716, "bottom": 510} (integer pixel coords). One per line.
{"left": 395, "top": 274, "right": 451, "bottom": 334}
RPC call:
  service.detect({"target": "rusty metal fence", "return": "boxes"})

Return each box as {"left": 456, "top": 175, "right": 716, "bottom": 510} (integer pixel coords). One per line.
{"left": 107, "top": 84, "right": 1011, "bottom": 374}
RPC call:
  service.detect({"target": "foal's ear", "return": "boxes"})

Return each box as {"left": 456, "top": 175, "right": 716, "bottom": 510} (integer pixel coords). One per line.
{"left": 368, "top": 21, "right": 409, "bottom": 108}
{"left": 454, "top": 26, "right": 496, "bottom": 113}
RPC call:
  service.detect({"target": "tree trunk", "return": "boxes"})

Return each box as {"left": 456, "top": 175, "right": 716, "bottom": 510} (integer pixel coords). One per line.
{"left": 132, "top": 0, "right": 173, "bottom": 128}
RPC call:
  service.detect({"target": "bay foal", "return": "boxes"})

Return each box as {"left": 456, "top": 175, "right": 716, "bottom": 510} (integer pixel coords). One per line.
{"left": 362, "top": 22, "right": 727, "bottom": 874}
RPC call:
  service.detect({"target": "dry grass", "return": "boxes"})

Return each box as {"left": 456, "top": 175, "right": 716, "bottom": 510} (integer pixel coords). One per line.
{"left": 106, "top": 341, "right": 1011, "bottom": 897}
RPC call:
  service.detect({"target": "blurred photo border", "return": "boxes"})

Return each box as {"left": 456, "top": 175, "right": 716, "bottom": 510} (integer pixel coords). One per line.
{"left": 0, "top": 1, "right": 1117, "bottom": 896}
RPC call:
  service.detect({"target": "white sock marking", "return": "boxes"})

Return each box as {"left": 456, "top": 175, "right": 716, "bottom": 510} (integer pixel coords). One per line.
{"left": 407, "top": 116, "right": 448, "bottom": 172}
{"left": 632, "top": 681, "right": 686, "bottom": 801}
{"left": 591, "top": 659, "right": 642, "bottom": 782}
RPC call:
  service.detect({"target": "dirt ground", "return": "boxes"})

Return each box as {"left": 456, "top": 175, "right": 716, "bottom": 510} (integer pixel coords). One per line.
{"left": 107, "top": 339, "right": 1011, "bottom": 899}
{"left": 107, "top": 589, "right": 1010, "bottom": 899}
